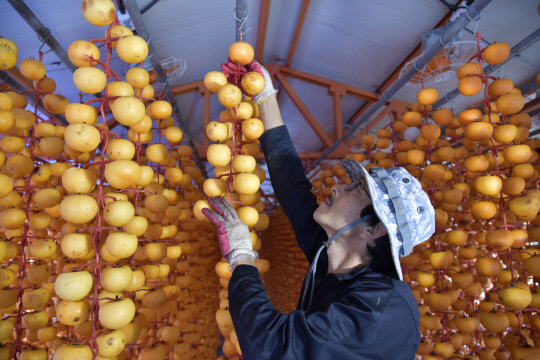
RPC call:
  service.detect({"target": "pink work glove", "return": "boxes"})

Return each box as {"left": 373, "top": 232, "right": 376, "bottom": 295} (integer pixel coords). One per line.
{"left": 202, "top": 197, "right": 257, "bottom": 266}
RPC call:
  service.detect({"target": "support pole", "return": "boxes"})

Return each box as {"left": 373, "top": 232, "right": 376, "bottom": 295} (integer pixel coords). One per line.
{"left": 434, "top": 27, "right": 540, "bottom": 109}
{"left": 236, "top": 0, "right": 248, "bottom": 42}
{"left": 309, "top": 0, "right": 493, "bottom": 169}
{"left": 7, "top": 0, "right": 104, "bottom": 98}
{"left": 123, "top": 0, "right": 208, "bottom": 178}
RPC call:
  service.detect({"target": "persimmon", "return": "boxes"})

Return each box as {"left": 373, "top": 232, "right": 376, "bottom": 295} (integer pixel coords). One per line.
{"left": 229, "top": 42, "right": 254, "bottom": 65}
{"left": 445, "top": 230, "right": 467, "bottom": 246}
{"left": 458, "top": 76, "right": 483, "bottom": 96}
{"left": 455, "top": 316, "right": 479, "bottom": 333}
{"left": 417, "top": 88, "right": 438, "bottom": 105}
{"left": 488, "top": 78, "right": 514, "bottom": 97}
{"left": 428, "top": 292, "right": 453, "bottom": 310}
{"left": 465, "top": 121, "right": 493, "bottom": 141}
{"left": 73, "top": 67, "right": 107, "bottom": 94}
{"left": 483, "top": 42, "right": 510, "bottom": 65}
{"left": 475, "top": 257, "right": 502, "bottom": 276}
{"left": 241, "top": 72, "right": 265, "bottom": 95}
{"left": 20, "top": 58, "right": 46, "bottom": 80}
{"left": 457, "top": 62, "right": 482, "bottom": 79}
{"left": 475, "top": 175, "right": 502, "bottom": 196}
{"left": 116, "top": 35, "right": 149, "bottom": 64}
{"left": 402, "top": 111, "right": 422, "bottom": 127}
{"left": 218, "top": 84, "right": 242, "bottom": 108}
{"left": 420, "top": 124, "right": 441, "bottom": 141}
{"left": 485, "top": 229, "right": 513, "bottom": 251}
{"left": 499, "top": 285, "right": 532, "bottom": 310}
{"left": 204, "top": 71, "right": 228, "bottom": 92}
{"left": 496, "top": 93, "right": 524, "bottom": 115}
{"left": 215, "top": 261, "right": 232, "bottom": 279}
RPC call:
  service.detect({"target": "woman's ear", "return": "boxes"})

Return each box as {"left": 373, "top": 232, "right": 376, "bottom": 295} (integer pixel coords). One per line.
{"left": 366, "top": 222, "right": 387, "bottom": 240}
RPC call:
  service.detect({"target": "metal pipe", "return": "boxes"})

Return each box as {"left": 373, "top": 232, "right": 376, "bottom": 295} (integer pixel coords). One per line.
{"left": 434, "top": 27, "right": 540, "bottom": 109}
{"left": 309, "top": 0, "right": 493, "bottom": 169}
{"left": 7, "top": 0, "right": 77, "bottom": 72}
{"left": 123, "top": 0, "right": 208, "bottom": 178}
{"left": 235, "top": 0, "right": 248, "bottom": 42}
{"left": 7, "top": 0, "right": 104, "bottom": 98}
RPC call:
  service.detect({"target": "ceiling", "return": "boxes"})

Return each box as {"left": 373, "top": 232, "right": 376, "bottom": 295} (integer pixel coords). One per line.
{"left": 1, "top": 0, "right": 539, "bottom": 168}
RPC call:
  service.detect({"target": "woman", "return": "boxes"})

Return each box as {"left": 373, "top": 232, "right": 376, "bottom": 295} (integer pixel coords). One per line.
{"left": 203, "top": 63, "right": 435, "bottom": 360}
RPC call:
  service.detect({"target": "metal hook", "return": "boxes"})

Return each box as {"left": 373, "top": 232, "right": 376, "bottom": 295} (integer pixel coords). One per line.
{"left": 234, "top": 8, "right": 250, "bottom": 37}
{"left": 37, "top": 28, "right": 52, "bottom": 53}
{"left": 439, "top": 35, "right": 452, "bottom": 47}
{"left": 465, "top": 8, "right": 481, "bottom": 22}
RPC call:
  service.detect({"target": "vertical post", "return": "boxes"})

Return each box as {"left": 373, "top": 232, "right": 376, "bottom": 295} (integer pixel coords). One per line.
{"left": 234, "top": 0, "right": 251, "bottom": 167}
{"left": 329, "top": 87, "right": 344, "bottom": 140}
{"left": 235, "top": 0, "right": 248, "bottom": 42}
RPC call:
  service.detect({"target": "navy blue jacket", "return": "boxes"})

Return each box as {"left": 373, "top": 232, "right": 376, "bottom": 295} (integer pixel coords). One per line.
{"left": 228, "top": 125, "right": 420, "bottom": 360}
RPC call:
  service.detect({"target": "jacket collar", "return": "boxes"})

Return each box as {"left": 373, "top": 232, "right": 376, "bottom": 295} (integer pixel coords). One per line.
{"left": 334, "top": 263, "right": 374, "bottom": 281}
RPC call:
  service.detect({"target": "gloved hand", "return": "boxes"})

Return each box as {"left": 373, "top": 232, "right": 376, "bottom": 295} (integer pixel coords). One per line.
{"left": 251, "top": 60, "right": 277, "bottom": 105}
{"left": 202, "top": 196, "right": 257, "bottom": 266}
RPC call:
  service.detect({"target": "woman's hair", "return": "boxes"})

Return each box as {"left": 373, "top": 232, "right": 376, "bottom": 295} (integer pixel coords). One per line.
{"left": 360, "top": 204, "right": 399, "bottom": 279}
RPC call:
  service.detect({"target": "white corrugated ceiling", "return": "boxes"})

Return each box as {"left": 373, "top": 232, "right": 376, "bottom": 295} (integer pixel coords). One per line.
{"left": 0, "top": 0, "right": 539, "bottom": 158}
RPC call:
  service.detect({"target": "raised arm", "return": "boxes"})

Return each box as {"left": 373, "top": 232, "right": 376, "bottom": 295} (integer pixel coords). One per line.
{"left": 258, "top": 92, "right": 283, "bottom": 130}
{"left": 257, "top": 93, "right": 325, "bottom": 261}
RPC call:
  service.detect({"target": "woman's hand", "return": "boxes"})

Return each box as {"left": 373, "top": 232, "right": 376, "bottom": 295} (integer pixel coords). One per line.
{"left": 202, "top": 196, "right": 257, "bottom": 267}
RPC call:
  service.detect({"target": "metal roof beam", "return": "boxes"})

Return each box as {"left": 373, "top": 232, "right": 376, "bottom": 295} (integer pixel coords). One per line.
{"left": 309, "top": 0, "right": 493, "bottom": 169}
{"left": 123, "top": 0, "right": 208, "bottom": 178}
{"left": 7, "top": 0, "right": 76, "bottom": 71}
{"left": 7, "top": 0, "right": 104, "bottom": 98}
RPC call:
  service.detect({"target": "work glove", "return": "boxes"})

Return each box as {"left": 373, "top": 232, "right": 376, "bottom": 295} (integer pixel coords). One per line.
{"left": 202, "top": 196, "right": 257, "bottom": 266}
{"left": 251, "top": 60, "right": 277, "bottom": 105}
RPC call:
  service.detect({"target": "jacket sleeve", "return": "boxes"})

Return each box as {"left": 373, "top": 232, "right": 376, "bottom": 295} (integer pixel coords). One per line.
{"left": 228, "top": 265, "right": 387, "bottom": 360}
{"left": 259, "top": 125, "right": 326, "bottom": 261}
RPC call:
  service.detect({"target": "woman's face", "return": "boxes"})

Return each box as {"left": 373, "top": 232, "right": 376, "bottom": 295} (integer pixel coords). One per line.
{"left": 313, "top": 179, "right": 372, "bottom": 233}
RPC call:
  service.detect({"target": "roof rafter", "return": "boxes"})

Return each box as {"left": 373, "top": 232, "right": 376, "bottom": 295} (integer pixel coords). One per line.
{"left": 285, "top": 0, "right": 311, "bottom": 67}
{"left": 255, "top": 0, "right": 271, "bottom": 62}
